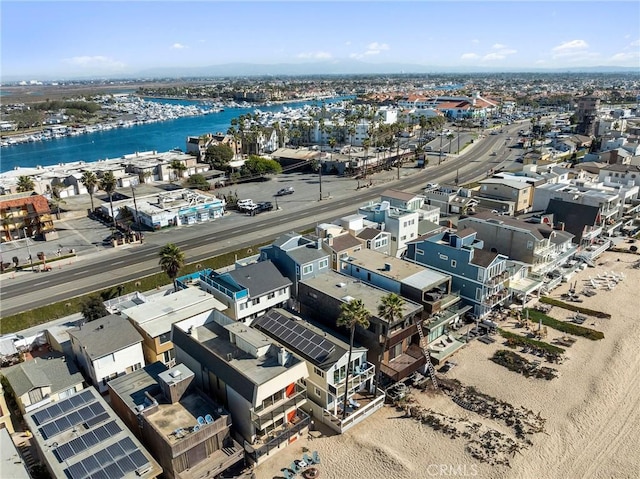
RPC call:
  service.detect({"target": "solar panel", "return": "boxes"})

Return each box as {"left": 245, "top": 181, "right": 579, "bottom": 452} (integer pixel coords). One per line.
{"left": 116, "top": 455, "right": 136, "bottom": 475}
{"left": 33, "top": 389, "right": 94, "bottom": 426}
{"left": 94, "top": 449, "right": 112, "bottom": 465}
{"left": 83, "top": 411, "right": 110, "bottom": 428}
{"left": 129, "top": 450, "right": 150, "bottom": 470}
{"left": 104, "top": 462, "right": 122, "bottom": 478}
{"left": 65, "top": 461, "right": 86, "bottom": 479}
{"left": 119, "top": 437, "right": 137, "bottom": 453}
{"left": 39, "top": 402, "right": 107, "bottom": 440}
{"left": 54, "top": 421, "right": 123, "bottom": 463}
{"left": 255, "top": 312, "right": 336, "bottom": 362}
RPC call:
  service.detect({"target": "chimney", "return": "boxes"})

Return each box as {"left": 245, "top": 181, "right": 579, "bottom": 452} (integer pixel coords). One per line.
{"left": 384, "top": 263, "right": 392, "bottom": 271}
{"left": 317, "top": 239, "right": 322, "bottom": 250}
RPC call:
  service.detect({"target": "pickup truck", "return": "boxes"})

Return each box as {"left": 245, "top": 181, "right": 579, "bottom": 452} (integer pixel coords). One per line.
{"left": 276, "top": 186, "right": 295, "bottom": 196}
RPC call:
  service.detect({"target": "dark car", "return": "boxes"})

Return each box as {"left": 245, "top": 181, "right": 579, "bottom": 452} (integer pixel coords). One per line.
{"left": 256, "top": 201, "right": 273, "bottom": 213}
{"left": 276, "top": 186, "right": 294, "bottom": 196}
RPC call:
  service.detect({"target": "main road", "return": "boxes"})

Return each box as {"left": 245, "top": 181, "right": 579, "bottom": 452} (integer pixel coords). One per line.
{"left": 0, "top": 124, "right": 524, "bottom": 317}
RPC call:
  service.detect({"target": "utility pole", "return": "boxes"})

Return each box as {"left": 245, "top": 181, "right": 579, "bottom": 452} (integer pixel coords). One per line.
{"left": 131, "top": 183, "right": 140, "bottom": 230}
{"left": 23, "top": 227, "right": 33, "bottom": 272}
{"left": 457, "top": 123, "right": 461, "bottom": 154}
{"left": 319, "top": 154, "right": 323, "bottom": 201}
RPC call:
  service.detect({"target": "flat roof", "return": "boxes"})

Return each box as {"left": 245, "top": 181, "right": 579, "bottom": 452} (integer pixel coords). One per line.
{"left": 300, "top": 270, "right": 423, "bottom": 321}
{"left": 122, "top": 289, "right": 225, "bottom": 338}
{"left": 24, "top": 387, "right": 161, "bottom": 479}
{"left": 0, "top": 428, "right": 30, "bottom": 479}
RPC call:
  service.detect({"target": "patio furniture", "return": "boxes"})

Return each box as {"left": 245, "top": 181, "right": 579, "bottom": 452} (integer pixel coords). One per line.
{"left": 282, "top": 469, "right": 296, "bottom": 479}
{"left": 291, "top": 461, "right": 302, "bottom": 474}
{"left": 303, "top": 452, "right": 314, "bottom": 465}
{"left": 312, "top": 450, "right": 321, "bottom": 464}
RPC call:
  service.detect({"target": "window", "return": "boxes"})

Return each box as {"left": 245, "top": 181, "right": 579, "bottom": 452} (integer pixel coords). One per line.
{"left": 313, "top": 367, "right": 325, "bottom": 378}
{"left": 416, "top": 248, "right": 424, "bottom": 255}
{"left": 319, "top": 258, "right": 329, "bottom": 269}
{"left": 401, "top": 235, "right": 407, "bottom": 241}
{"left": 58, "top": 387, "right": 77, "bottom": 400}
{"left": 526, "top": 240, "right": 533, "bottom": 250}
{"left": 302, "top": 264, "right": 313, "bottom": 275}
{"left": 389, "top": 342, "right": 402, "bottom": 360}
{"left": 267, "top": 292, "right": 275, "bottom": 300}
{"left": 159, "top": 332, "right": 171, "bottom": 344}
{"left": 314, "top": 387, "right": 322, "bottom": 397}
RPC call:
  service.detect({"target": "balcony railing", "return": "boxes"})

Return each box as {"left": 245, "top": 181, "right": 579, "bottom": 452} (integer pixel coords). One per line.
{"left": 328, "top": 363, "right": 375, "bottom": 398}
{"left": 250, "top": 382, "right": 307, "bottom": 430}
{"left": 248, "top": 410, "right": 311, "bottom": 462}
{"left": 322, "top": 389, "right": 386, "bottom": 432}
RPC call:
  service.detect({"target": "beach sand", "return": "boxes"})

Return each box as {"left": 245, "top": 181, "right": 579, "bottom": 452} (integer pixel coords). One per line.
{"left": 253, "top": 250, "right": 640, "bottom": 479}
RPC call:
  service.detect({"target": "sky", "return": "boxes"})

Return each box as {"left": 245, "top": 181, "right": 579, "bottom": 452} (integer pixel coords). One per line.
{"left": 2, "top": 1, "right": 639, "bottom": 79}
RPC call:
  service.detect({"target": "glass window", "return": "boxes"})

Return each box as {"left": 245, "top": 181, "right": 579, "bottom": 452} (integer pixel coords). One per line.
{"left": 302, "top": 264, "right": 313, "bottom": 275}
{"left": 319, "top": 258, "right": 329, "bottom": 269}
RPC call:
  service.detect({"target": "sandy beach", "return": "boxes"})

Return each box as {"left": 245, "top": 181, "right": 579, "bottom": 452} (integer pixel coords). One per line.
{"left": 254, "top": 250, "right": 640, "bottom": 479}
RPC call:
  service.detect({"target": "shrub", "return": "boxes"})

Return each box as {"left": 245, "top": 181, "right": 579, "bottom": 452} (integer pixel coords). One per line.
{"left": 525, "top": 308, "right": 604, "bottom": 340}
{"left": 539, "top": 296, "right": 611, "bottom": 319}
{"left": 498, "top": 329, "right": 565, "bottom": 356}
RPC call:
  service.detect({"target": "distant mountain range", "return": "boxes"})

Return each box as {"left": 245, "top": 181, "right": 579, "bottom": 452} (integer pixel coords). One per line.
{"left": 3, "top": 60, "right": 639, "bottom": 82}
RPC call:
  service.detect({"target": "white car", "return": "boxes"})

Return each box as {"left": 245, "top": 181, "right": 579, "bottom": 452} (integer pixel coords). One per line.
{"left": 425, "top": 182, "right": 439, "bottom": 190}
{"left": 237, "top": 199, "right": 255, "bottom": 207}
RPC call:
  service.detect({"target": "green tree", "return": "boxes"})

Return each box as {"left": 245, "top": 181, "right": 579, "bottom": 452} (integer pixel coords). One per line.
{"left": 49, "top": 184, "right": 66, "bottom": 220}
{"left": 205, "top": 143, "right": 234, "bottom": 170}
{"left": 16, "top": 175, "right": 35, "bottom": 193}
{"left": 81, "top": 295, "right": 109, "bottom": 322}
{"left": 376, "top": 293, "right": 405, "bottom": 395}
{"left": 169, "top": 159, "right": 187, "bottom": 183}
{"left": 80, "top": 170, "right": 98, "bottom": 212}
{"left": 240, "top": 155, "right": 282, "bottom": 178}
{"left": 159, "top": 243, "right": 186, "bottom": 291}
{"left": 337, "top": 299, "right": 370, "bottom": 419}
{"left": 187, "top": 174, "right": 210, "bottom": 190}
{"left": 99, "top": 171, "right": 118, "bottom": 230}
{"left": 447, "top": 133, "right": 455, "bottom": 153}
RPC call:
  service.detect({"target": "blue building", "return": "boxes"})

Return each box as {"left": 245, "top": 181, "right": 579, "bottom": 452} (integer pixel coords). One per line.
{"left": 405, "top": 228, "right": 510, "bottom": 317}
{"left": 259, "top": 232, "right": 330, "bottom": 295}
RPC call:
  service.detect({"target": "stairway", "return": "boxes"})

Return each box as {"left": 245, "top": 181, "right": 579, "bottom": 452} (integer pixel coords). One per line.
{"left": 413, "top": 317, "right": 439, "bottom": 390}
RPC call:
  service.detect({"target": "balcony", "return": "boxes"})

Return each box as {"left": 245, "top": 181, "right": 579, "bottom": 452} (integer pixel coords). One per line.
{"left": 322, "top": 389, "right": 386, "bottom": 433}
{"left": 379, "top": 344, "right": 427, "bottom": 382}
{"left": 248, "top": 410, "right": 310, "bottom": 463}
{"left": 327, "top": 362, "right": 375, "bottom": 398}
{"left": 485, "top": 270, "right": 510, "bottom": 287}
{"left": 176, "top": 437, "right": 244, "bottom": 479}
{"left": 250, "top": 382, "right": 307, "bottom": 430}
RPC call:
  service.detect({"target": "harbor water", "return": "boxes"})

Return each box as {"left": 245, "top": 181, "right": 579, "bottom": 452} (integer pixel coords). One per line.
{"left": 1, "top": 97, "right": 350, "bottom": 173}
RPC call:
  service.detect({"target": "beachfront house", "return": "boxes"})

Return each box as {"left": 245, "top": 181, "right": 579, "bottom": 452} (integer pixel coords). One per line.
{"left": 171, "top": 315, "right": 310, "bottom": 465}
{"left": 24, "top": 387, "right": 162, "bottom": 479}
{"left": 458, "top": 212, "right": 577, "bottom": 276}
{"left": 474, "top": 178, "right": 534, "bottom": 215}
{"left": 405, "top": 228, "right": 510, "bottom": 318}
{"left": 357, "top": 201, "right": 420, "bottom": 258}
{"left": 297, "top": 270, "right": 426, "bottom": 384}
{"left": 108, "top": 362, "right": 244, "bottom": 479}
{"left": 68, "top": 314, "right": 145, "bottom": 394}
{"left": 1, "top": 353, "right": 85, "bottom": 414}
{"left": 253, "top": 309, "right": 385, "bottom": 434}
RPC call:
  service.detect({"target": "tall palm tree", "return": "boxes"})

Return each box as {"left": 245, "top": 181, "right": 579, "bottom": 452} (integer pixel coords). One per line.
{"left": 169, "top": 159, "right": 187, "bottom": 183}
{"left": 16, "top": 175, "right": 35, "bottom": 193}
{"left": 337, "top": 299, "right": 370, "bottom": 420}
{"left": 49, "top": 184, "right": 66, "bottom": 220}
{"left": 99, "top": 171, "right": 118, "bottom": 230}
{"left": 447, "top": 133, "right": 455, "bottom": 153}
{"left": 158, "top": 243, "right": 186, "bottom": 291}
{"left": 376, "top": 293, "right": 405, "bottom": 395}
{"left": 80, "top": 170, "right": 98, "bottom": 212}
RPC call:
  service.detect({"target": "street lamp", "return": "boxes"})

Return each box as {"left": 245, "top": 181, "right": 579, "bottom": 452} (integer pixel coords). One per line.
{"left": 23, "top": 227, "right": 34, "bottom": 272}
{"left": 130, "top": 183, "right": 140, "bottom": 231}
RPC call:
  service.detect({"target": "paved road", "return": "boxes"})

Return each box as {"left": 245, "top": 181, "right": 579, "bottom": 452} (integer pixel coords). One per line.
{"left": 0, "top": 124, "right": 524, "bottom": 317}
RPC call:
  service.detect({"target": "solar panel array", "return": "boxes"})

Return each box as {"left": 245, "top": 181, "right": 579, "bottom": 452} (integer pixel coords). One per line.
{"left": 63, "top": 437, "right": 151, "bottom": 479}
{"left": 39, "top": 401, "right": 106, "bottom": 440}
{"left": 257, "top": 311, "right": 335, "bottom": 362}
{"left": 32, "top": 389, "right": 94, "bottom": 426}
{"left": 54, "top": 421, "right": 122, "bottom": 462}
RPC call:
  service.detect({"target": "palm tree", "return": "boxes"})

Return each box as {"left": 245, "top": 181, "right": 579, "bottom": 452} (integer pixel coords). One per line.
{"left": 169, "top": 159, "right": 187, "bottom": 183}
{"left": 16, "top": 175, "right": 35, "bottom": 193}
{"left": 99, "top": 171, "right": 118, "bottom": 230}
{"left": 447, "top": 133, "right": 455, "bottom": 153}
{"left": 375, "top": 293, "right": 405, "bottom": 395}
{"left": 158, "top": 243, "right": 186, "bottom": 291}
{"left": 337, "top": 299, "right": 370, "bottom": 419}
{"left": 49, "top": 184, "right": 66, "bottom": 220}
{"left": 80, "top": 170, "right": 98, "bottom": 212}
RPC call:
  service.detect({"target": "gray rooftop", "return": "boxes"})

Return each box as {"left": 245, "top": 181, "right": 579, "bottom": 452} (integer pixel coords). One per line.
{"left": 0, "top": 428, "right": 30, "bottom": 479}
{"left": 300, "top": 270, "right": 423, "bottom": 322}
{"left": 226, "top": 260, "right": 292, "bottom": 296}
{"left": 68, "top": 314, "right": 143, "bottom": 360}
{"left": 1, "top": 353, "right": 84, "bottom": 397}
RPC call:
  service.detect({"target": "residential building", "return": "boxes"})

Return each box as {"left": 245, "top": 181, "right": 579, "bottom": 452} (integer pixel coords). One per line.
{"left": 0, "top": 382, "right": 15, "bottom": 433}
{"left": 172, "top": 316, "right": 310, "bottom": 465}
{"left": 108, "top": 362, "right": 245, "bottom": 479}
{"left": 355, "top": 227, "right": 392, "bottom": 256}
{"left": 598, "top": 164, "right": 640, "bottom": 192}
{"left": 316, "top": 229, "right": 364, "bottom": 271}
{"left": 575, "top": 95, "right": 600, "bottom": 136}
{"left": 381, "top": 188, "right": 441, "bottom": 223}
{"left": 298, "top": 270, "right": 425, "bottom": 384}
{"left": 253, "top": 309, "right": 385, "bottom": 434}
{"left": 24, "top": 387, "right": 162, "bottom": 479}
{"left": 1, "top": 353, "right": 85, "bottom": 414}
{"left": 0, "top": 428, "right": 29, "bottom": 478}
{"left": 259, "top": 233, "right": 330, "bottom": 296}
{"left": 120, "top": 288, "right": 226, "bottom": 366}
{"left": 69, "top": 315, "right": 145, "bottom": 394}
{"left": 405, "top": 228, "right": 510, "bottom": 317}
{"left": 192, "top": 260, "right": 292, "bottom": 325}
{"left": 458, "top": 212, "right": 577, "bottom": 275}
{"left": 422, "top": 185, "right": 478, "bottom": 216}
{"left": 358, "top": 201, "right": 420, "bottom": 257}
{"left": 0, "top": 193, "right": 58, "bottom": 243}
{"left": 474, "top": 178, "right": 534, "bottom": 215}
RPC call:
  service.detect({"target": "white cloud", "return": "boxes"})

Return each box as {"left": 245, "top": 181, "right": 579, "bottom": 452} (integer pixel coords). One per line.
{"left": 551, "top": 39, "right": 588, "bottom": 57}
{"left": 172, "top": 43, "right": 186, "bottom": 49}
{"left": 609, "top": 51, "right": 640, "bottom": 63}
{"left": 483, "top": 53, "right": 507, "bottom": 61}
{"left": 296, "top": 51, "right": 332, "bottom": 60}
{"left": 480, "top": 44, "right": 517, "bottom": 62}
{"left": 63, "top": 56, "right": 126, "bottom": 71}
{"left": 345, "top": 41, "right": 351, "bottom": 46}
{"left": 461, "top": 53, "right": 480, "bottom": 60}
{"left": 630, "top": 39, "right": 640, "bottom": 47}
{"left": 364, "top": 42, "right": 390, "bottom": 56}
{"left": 492, "top": 43, "right": 506, "bottom": 49}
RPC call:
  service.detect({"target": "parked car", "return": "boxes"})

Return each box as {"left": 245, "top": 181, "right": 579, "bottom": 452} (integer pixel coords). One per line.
{"left": 237, "top": 199, "right": 255, "bottom": 208}
{"left": 256, "top": 201, "right": 273, "bottom": 213}
{"left": 425, "top": 182, "right": 439, "bottom": 190}
{"left": 276, "top": 186, "right": 295, "bottom": 196}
